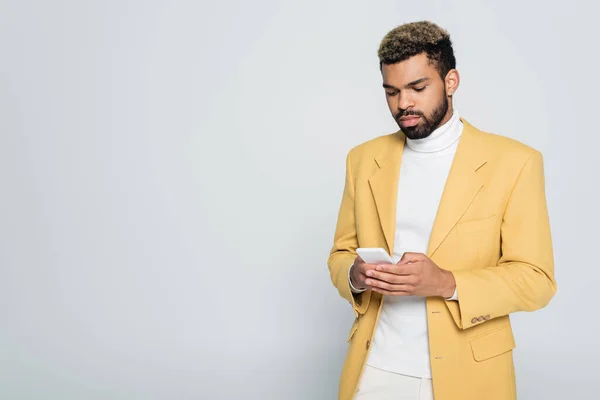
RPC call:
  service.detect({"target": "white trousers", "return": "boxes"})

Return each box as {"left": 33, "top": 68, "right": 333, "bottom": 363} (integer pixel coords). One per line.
{"left": 354, "top": 365, "right": 434, "bottom": 400}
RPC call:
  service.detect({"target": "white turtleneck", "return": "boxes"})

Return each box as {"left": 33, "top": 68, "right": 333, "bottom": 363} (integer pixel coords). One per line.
{"left": 352, "top": 110, "right": 463, "bottom": 379}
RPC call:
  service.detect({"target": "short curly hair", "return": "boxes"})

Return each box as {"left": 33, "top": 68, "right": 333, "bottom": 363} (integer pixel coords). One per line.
{"left": 378, "top": 21, "right": 456, "bottom": 79}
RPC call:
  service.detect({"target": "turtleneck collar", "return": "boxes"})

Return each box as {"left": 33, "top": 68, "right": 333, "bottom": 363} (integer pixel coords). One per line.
{"left": 405, "top": 110, "right": 462, "bottom": 153}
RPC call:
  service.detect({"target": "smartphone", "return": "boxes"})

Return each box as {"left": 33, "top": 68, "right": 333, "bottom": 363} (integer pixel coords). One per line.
{"left": 356, "top": 247, "right": 394, "bottom": 265}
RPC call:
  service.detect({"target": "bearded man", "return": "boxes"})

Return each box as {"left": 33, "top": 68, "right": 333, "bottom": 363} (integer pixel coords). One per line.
{"left": 327, "top": 20, "right": 556, "bottom": 400}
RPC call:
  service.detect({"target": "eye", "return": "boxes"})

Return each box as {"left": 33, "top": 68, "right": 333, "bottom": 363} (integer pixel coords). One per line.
{"left": 385, "top": 91, "right": 398, "bottom": 96}
{"left": 414, "top": 86, "right": 426, "bottom": 92}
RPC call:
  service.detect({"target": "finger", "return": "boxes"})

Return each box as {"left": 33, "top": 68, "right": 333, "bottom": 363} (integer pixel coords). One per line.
{"left": 368, "top": 276, "right": 416, "bottom": 290}
{"left": 371, "top": 287, "right": 411, "bottom": 296}
{"left": 365, "top": 278, "right": 413, "bottom": 292}
{"left": 365, "top": 270, "right": 411, "bottom": 284}
{"left": 400, "top": 252, "right": 427, "bottom": 263}
{"left": 397, "top": 257, "right": 411, "bottom": 265}
{"left": 356, "top": 272, "right": 371, "bottom": 287}
{"left": 362, "top": 263, "right": 396, "bottom": 273}
{"left": 364, "top": 278, "right": 395, "bottom": 291}
{"left": 358, "top": 263, "right": 378, "bottom": 275}
{"left": 375, "top": 263, "right": 417, "bottom": 275}
{"left": 377, "top": 262, "right": 396, "bottom": 268}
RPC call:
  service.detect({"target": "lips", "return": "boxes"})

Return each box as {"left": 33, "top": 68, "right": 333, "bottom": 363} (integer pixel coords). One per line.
{"left": 399, "top": 116, "right": 421, "bottom": 127}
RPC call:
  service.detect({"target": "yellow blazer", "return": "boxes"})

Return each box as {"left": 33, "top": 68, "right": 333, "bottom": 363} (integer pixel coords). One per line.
{"left": 328, "top": 118, "right": 556, "bottom": 400}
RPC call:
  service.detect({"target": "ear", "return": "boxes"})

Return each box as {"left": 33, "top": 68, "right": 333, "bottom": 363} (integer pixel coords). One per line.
{"left": 445, "top": 69, "right": 460, "bottom": 97}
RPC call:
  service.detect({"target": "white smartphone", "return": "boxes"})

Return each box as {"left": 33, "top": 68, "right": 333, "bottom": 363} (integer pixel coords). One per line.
{"left": 356, "top": 247, "right": 394, "bottom": 264}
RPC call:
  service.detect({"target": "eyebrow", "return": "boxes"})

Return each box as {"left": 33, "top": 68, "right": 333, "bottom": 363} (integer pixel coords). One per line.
{"left": 383, "top": 77, "right": 430, "bottom": 90}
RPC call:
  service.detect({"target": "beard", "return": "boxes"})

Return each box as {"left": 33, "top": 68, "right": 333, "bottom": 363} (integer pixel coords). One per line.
{"left": 395, "top": 93, "right": 449, "bottom": 140}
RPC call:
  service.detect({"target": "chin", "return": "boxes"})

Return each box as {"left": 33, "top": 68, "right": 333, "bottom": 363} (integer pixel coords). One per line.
{"left": 401, "top": 127, "right": 432, "bottom": 140}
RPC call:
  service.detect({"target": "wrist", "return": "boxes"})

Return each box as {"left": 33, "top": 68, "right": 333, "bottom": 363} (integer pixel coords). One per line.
{"left": 439, "top": 270, "right": 456, "bottom": 298}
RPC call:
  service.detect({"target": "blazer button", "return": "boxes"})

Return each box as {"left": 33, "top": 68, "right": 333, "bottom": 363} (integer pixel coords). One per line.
{"left": 484, "top": 315, "right": 491, "bottom": 320}
{"left": 471, "top": 317, "right": 478, "bottom": 324}
{"left": 366, "top": 340, "right": 371, "bottom": 350}
{"left": 477, "top": 316, "right": 484, "bottom": 322}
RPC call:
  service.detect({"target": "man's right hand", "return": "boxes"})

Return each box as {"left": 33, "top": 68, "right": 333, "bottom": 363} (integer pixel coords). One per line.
{"left": 350, "top": 256, "right": 380, "bottom": 291}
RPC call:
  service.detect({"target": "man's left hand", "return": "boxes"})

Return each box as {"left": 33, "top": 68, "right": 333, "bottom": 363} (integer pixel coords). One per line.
{"left": 364, "top": 252, "right": 456, "bottom": 298}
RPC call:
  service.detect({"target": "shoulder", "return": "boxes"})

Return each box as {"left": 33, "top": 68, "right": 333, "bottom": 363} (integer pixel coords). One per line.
{"left": 465, "top": 120, "right": 543, "bottom": 166}
{"left": 346, "top": 132, "right": 402, "bottom": 162}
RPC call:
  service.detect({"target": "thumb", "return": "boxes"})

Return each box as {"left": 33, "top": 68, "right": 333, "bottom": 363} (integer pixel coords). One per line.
{"left": 398, "top": 252, "right": 425, "bottom": 264}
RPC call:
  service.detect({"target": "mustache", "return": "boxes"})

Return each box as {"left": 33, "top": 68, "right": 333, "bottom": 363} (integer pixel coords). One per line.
{"left": 395, "top": 110, "right": 424, "bottom": 121}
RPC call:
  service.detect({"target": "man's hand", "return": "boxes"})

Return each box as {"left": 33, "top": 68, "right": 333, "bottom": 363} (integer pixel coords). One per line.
{"left": 349, "top": 256, "right": 380, "bottom": 291}
{"left": 364, "top": 252, "right": 456, "bottom": 298}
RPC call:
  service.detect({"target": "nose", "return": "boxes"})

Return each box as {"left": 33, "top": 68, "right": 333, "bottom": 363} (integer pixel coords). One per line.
{"left": 397, "top": 91, "right": 414, "bottom": 112}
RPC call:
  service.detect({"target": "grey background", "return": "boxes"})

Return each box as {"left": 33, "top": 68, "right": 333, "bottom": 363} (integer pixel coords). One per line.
{"left": 0, "top": 0, "right": 596, "bottom": 399}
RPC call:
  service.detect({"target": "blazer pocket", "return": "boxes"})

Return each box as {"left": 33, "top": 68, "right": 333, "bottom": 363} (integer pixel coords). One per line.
{"left": 457, "top": 214, "right": 497, "bottom": 234}
{"left": 347, "top": 318, "right": 359, "bottom": 342}
{"left": 470, "top": 327, "right": 516, "bottom": 362}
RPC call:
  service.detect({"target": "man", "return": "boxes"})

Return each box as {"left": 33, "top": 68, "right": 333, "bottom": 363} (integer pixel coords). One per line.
{"left": 327, "top": 21, "right": 556, "bottom": 400}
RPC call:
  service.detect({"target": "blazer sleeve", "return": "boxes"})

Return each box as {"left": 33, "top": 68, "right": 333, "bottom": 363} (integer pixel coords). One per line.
{"left": 328, "top": 149, "right": 372, "bottom": 316}
{"left": 446, "top": 150, "right": 557, "bottom": 329}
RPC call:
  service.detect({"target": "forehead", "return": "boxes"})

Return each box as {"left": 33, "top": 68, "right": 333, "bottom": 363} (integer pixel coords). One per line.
{"left": 381, "top": 53, "right": 439, "bottom": 86}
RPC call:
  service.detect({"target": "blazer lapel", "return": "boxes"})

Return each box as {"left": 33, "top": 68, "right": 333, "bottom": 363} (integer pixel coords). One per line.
{"left": 367, "top": 118, "right": 487, "bottom": 258}
{"left": 426, "top": 118, "right": 488, "bottom": 258}
{"left": 368, "top": 131, "right": 405, "bottom": 254}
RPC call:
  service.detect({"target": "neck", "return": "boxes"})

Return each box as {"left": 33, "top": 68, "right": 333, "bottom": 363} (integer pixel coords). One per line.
{"left": 405, "top": 109, "right": 462, "bottom": 153}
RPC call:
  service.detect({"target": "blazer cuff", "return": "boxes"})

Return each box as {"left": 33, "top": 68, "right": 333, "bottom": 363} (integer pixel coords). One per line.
{"left": 444, "top": 287, "right": 458, "bottom": 301}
